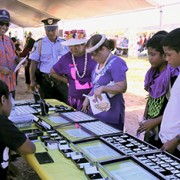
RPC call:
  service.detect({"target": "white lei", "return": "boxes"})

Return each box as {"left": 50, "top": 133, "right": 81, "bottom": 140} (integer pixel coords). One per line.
{"left": 93, "top": 53, "right": 112, "bottom": 84}
{"left": 72, "top": 53, "right": 88, "bottom": 78}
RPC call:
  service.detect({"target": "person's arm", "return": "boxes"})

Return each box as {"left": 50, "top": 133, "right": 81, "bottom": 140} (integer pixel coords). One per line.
{"left": 30, "top": 60, "right": 38, "bottom": 91}
{"left": 93, "top": 79, "right": 127, "bottom": 100}
{"left": 161, "top": 134, "right": 180, "bottom": 154}
{"left": 16, "top": 138, "right": 36, "bottom": 155}
{"left": 137, "top": 116, "right": 162, "bottom": 134}
{"left": 19, "top": 47, "right": 30, "bottom": 58}
{"left": 50, "top": 68, "right": 68, "bottom": 84}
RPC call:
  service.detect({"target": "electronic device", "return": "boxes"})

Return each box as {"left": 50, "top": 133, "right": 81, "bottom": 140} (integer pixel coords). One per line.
{"left": 9, "top": 113, "right": 36, "bottom": 128}
{"left": 10, "top": 105, "right": 38, "bottom": 116}
{"left": 55, "top": 124, "right": 92, "bottom": 142}
{"left": 98, "top": 156, "right": 165, "bottom": 180}
{"left": 39, "top": 99, "right": 49, "bottom": 116}
{"left": 15, "top": 99, "right": 36, "bottom": 105}
{"left": 135, "top": 150, "right": 180, "bottom": 179}
{"left": 72, "top": 138, "right": 123, "bottom": 162}
{"left": 58, "top": 143, "right": 74, "bottom": 156}
{"left": 34, "top": 117, "right": 53, "bottom": 131}
{"left": 100, "top": 132, "right": 157, "bottom": 155}
{"left": 55, "top": 105, "right": 74, "bottom": 113}
{"left": 35, "top": 152, "right": 54, "bottom": 164}
{"left": 32, "top": 91, "right": 41, "bottom": 104}
{"left": 22, "top": 129, "right": 43, "bottom": 137}
{"left": 84, "top": 164, "right": 106, "bottom": 180}
{"left": 80, "top": 121, "right": 121, "bottom": 136}
{"left": 70, "top": 152, "right": 91, "bottom": 169}
{"left": 60, "top": 111, "right": 96, "bottom": 123}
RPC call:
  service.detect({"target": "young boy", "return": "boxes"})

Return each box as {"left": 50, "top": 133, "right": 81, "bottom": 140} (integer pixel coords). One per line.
{"left": 137, "top": 35, "right": 178, "bottom": 147}
{"left": 159, "top": 28, "right": 180, "bottom": 158}
{"left": 0, "top": 80, "right": 36, "bottom": 179}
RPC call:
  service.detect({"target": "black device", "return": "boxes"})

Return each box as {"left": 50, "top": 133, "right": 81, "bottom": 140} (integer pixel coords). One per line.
{"left": 35, "top": 152, "right": 54, "bottom": 164}
{"left": 39, "top": 99, "right": 49, "bottom": 116}
{"left": 55, "top": 105, "right": 74, "bottom": 113}
{"left": 32, "top": 91, "right": 41, "bottom": 104}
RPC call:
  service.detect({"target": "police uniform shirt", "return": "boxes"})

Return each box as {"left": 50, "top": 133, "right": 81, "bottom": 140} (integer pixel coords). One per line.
{"left": 29, "top": 36, "right": 68, "bottom": 74}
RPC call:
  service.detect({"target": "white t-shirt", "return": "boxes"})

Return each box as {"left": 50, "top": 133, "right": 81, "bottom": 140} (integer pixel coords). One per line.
{"left": 159, "top": 73, "right": 180, "bottom": 151}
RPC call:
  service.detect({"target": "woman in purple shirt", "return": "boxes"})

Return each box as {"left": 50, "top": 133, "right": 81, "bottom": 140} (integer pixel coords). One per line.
{"left": 50, "top": 30, "right": 96, "bottom": 110}
{"left": 82, "top": 34, "right": 128, "bottom": 131}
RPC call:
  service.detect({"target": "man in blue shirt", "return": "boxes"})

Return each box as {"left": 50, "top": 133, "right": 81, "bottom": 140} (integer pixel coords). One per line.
{"left": 29, "top": 18, "right": 69, "bottom": 103}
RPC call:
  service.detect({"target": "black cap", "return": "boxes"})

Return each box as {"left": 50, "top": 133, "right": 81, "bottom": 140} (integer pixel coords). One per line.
{"left": 0, "top": 9, "right": 10, "bottom": 22}
{"left": 41, "top": 18, "right": 60, "bottom": 31}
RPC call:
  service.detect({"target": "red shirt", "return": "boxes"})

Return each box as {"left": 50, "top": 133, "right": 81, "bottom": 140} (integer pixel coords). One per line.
{"left": 0, "top": 35, "right": 17, "bottom": 92}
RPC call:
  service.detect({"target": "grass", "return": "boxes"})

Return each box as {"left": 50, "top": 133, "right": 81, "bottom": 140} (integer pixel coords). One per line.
{"left": 123, "top": 56, "right": 149, "bottom": 97}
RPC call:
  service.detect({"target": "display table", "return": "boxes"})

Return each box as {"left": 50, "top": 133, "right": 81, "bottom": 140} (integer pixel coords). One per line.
{"left": 20, "top": 99, "right": 87, "bottom": 180}
{"left": 16, "top": 99, "right": 179, "bottom": 180}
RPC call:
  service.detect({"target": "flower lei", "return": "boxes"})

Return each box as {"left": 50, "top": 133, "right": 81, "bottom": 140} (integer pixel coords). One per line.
{"left": 71, "top": 53, "right": 88, "bottom": 78}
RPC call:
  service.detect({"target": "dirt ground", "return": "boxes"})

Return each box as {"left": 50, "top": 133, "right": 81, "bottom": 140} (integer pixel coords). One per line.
{"left": 13, "top": 59, "right": 148, "bottom": 179}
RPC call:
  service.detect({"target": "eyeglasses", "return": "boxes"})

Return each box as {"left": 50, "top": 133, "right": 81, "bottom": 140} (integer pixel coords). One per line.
{"left": 89, "top": 49, "right": 100, "bottom": 56}
{"left": 0, "top": 21, "right": 10, "bottom": 27}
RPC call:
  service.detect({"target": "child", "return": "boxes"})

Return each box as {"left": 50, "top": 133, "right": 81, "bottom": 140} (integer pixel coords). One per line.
{"left": 0, "top": 80, "right": 36, "bottom": 179}
{"left": 159, "top": 28, "right": 180, "bottom": 158}
{"left": 137, "top": 34, "right": 178, "bottom": 147}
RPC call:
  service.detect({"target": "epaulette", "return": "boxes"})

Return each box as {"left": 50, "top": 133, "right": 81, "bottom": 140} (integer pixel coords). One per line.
{"left": 36, "top": 38, "right": 43, "bottom": 42}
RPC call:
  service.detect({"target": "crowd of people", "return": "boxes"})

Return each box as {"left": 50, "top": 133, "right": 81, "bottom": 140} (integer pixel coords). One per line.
{"left": 0, "top": 8, "right": 180, "bottom": 179}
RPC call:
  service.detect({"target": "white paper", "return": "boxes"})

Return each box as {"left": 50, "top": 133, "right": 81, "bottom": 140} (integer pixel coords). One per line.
{"left": 88, "top": 93, "right": 111, "bottom": 115}
{"left": 14, "top": 56, "right": 27, "bottom": 73}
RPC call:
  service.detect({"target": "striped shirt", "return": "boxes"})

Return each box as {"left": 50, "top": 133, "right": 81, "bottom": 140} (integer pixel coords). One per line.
{"left": 0, "top": 35, "right": 17, "bottom": 92}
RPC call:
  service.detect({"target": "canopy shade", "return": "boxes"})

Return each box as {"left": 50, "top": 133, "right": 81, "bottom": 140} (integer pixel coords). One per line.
{"left": 0, "top": 0, "right": 157, "bottom": 28}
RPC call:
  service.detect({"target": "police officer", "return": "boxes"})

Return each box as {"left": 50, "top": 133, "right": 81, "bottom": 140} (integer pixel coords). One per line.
{"left": 29, "top": 18, "right": 69, "bottom": 103}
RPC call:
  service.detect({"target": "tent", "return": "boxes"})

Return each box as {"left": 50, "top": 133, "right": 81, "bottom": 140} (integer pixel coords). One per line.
{"left": 1, "top": 0, "right": 158, "bottom": 28}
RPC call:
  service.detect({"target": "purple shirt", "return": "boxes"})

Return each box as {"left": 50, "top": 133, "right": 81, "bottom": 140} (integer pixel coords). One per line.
{"left": 91, "top": 54, "right": 128, "bottom": 126}
{"left": 53, "top": 52, "right": 96, "bottom": 100}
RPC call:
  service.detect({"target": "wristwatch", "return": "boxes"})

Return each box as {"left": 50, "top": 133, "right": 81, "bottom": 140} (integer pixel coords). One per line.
{"left": 175, "top": 134, "right": 180, "bottom": 144}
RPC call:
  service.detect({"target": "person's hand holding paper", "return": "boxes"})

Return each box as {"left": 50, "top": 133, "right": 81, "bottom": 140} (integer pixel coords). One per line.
{"left": 14, "top": 56, "right": 27, "bottom": 73}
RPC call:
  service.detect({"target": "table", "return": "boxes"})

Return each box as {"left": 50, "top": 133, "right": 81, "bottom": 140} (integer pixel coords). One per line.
{"left": 22, "top": 99, "right": 87, "bottom": 180}
{"left": 18, "top": 99, "right": 179, "bottom": 180}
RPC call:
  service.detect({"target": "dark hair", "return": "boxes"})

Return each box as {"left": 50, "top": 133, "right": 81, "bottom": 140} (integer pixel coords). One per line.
{"left": 11, "top": 37, "right": 17, "bottom": 43}
{"left": 152, "top": 30, "right": 168, "bottom": 37}
{"left": 0, "top": 80, "right": 9, "bottom": 100}
{"left": 146, "top": 35, "right": 165, "bottom": 55}
{"left": 26, "top": 38, "right": 35, "bottom": 49}
{"left": 86, "top": 34, "right": 115, "bottom": 51}
{"left": 161, "top": 28, "right": 180, "bottom": 53}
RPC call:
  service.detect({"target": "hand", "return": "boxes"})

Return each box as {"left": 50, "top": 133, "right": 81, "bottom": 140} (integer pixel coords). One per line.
{"left": 0, "top": 67, "right": 12, "bottom": 75}
{"left": 30, "top": 80, "right": 39, "bottom": 91}
{"left": 137, "top": 119, "right": 155, "bottom": 134}
{"left": 160, "top": 138, "right": 179, "bottom": 154}
{"left": 94, "top": 86, "right": 104, "bottom": 101}
{"left": 15, "top": 57, "right": 20, "bottom": 64}
{"left": 81, "top": 97, "right": 90, "bottom": 113}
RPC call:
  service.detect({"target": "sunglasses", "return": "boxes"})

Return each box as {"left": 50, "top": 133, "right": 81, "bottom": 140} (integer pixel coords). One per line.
{"left": 0, "top": 21, "right": 10, "bottom": 27}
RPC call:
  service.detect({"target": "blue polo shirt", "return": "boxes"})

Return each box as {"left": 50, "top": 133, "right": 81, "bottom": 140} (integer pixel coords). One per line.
{"left": 29, "top": 36, "right": 68, "bottom": 73}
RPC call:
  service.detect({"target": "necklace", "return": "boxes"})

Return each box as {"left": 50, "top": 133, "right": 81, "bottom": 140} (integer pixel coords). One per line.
{"left": 95, "top": 53, "right": 112, "bottom": 75}
{"left": 72, "top": 53, "right": 88, "bottom": 78}
{"left": 93, "top": 53, "right": 112, "bottom": 84}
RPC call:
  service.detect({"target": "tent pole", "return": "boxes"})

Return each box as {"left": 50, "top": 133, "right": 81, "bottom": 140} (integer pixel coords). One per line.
{"left": 159, "top": 6, "right": 163, "bottom": 30}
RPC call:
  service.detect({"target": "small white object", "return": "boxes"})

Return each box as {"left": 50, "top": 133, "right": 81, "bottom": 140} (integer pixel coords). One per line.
{"left": 10, "top": 93, "right": 15, "bottom": 110}
{"left": 87, "top": 93, "right": 111, "bottom": 115}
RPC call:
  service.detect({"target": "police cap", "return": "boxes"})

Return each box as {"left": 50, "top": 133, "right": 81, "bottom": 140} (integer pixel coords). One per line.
{"left": 0, "top": 9, "right": 10, "bottom": 22}
{"left": 41, "top": 18, "right": 60, "bottom": 31}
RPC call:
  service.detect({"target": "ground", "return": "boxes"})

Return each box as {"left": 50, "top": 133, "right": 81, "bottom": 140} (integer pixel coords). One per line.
{"left": 13, "top": 57, "right": 149, "bottom": 179}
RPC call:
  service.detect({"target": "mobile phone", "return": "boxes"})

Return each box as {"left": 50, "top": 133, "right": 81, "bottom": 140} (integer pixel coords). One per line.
{"left": 35, "top": 152, "right": 54, "bottom": 164}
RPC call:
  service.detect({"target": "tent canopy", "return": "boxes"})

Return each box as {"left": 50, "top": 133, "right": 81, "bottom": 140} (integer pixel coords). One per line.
{"left": 0, "top": 0, "right": 157, "bottom": 28}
